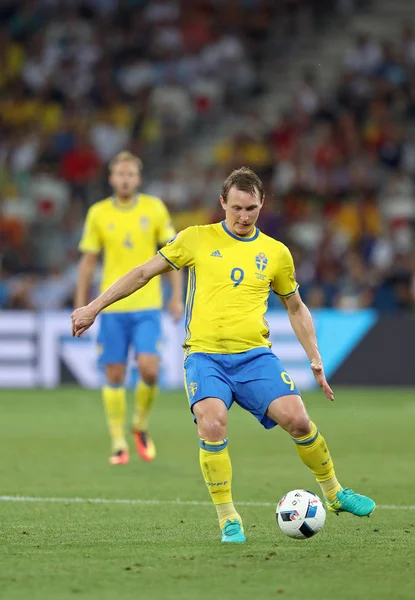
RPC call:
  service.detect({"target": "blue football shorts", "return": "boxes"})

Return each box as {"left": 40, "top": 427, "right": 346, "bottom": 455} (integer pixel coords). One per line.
{"left": 98, "top": 310, "right": 161, "bottom": 364}
{"left": 184, "top": 347, "right": 301, "bottom": 429}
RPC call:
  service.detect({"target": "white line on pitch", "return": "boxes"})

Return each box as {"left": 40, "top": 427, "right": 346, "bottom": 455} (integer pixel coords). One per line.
{"left": 0, "top": 496, "right": 413, "bottom": 510}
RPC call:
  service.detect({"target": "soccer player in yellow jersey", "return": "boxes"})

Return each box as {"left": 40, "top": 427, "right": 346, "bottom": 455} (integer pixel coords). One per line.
{"left": 75, "top": 152, "right": 183, "bottom": 466}
{"left": 72, "top": 167, "right": 375, "bottom": 542}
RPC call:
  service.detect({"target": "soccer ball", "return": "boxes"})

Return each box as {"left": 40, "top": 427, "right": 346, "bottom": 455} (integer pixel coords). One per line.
{"left": 276, "top": 489, "right": 326, "bottom": 539}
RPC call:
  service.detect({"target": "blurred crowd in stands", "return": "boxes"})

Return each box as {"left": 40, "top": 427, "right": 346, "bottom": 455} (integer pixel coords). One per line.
{"left": 0, "top": 0, "right": 414, "bottom": 312}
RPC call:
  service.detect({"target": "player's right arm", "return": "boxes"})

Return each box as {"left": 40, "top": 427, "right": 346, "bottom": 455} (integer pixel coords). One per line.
{"left": 72, "top": 254, "right": 172, "bottom": 336}
{"left": 72, "top": 227, "right": 198, "bottom": 337}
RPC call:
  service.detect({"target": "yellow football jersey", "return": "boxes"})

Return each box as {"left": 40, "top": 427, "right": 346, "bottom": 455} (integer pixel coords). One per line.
{"left": 79, "top": 194, "right": 175, "bottom": 312}
{"left": 158, "top": 221, "right": 298, "bottom": 354}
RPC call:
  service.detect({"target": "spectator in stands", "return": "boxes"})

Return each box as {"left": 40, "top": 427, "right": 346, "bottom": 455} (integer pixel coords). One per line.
{"left": 60, "top": 132, "right": 101, "bottom": 206}
{"left": 0, "top": 0, "right": 414, "bottom": 314}
{"left": 344, "top": 33, "right": 382, "bottom": 74}
{"left": 335, "top": 252, "right": 373, "bottom": 309}
{"left": 306, "top": 286, "right": 327, "bottom": 309}
{"left": 293, "top": 68, "right": 322, "bottom": 117}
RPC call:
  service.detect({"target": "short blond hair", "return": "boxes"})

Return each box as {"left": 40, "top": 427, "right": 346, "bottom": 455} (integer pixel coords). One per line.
{"left": 109, "top": 151, "right": 143, "bottom": 173}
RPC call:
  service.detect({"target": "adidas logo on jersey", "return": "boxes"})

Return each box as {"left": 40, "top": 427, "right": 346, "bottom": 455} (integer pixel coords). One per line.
{"left": 210, "top": 250, "right": 223, "bottom": 258}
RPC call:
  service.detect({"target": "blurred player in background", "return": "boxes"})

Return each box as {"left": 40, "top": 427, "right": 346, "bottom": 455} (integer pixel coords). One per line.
{"left": 72, "top": 166, "right": 375, "bottom": 542}
{"left": 75, "top": 152, "right": 183, "bottom": 466}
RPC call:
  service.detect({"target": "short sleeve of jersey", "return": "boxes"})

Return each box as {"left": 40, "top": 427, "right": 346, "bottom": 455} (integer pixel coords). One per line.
{"left": 272, "top": 244, "right": 299, "bottom": 297}
{"left": 79, "top": 206, "right": 101, "bottom": 254}
{"left": 156, "top": 200, "right": 176, "bottom": 246}
{"left": 158, "top": 226, "right": 199, "bottom": 270}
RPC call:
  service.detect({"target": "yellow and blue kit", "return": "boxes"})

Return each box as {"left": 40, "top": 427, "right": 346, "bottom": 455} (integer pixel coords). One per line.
{"left": 158, "top": 221, "right": 300, "bottom": 428}
{"left": 79, "top": 194, "right": 175, "bottom": 362}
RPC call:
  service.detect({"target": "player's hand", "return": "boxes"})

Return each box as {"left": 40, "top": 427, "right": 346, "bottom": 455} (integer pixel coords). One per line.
{"left": 71, "top": 305, "right": 97, "bottom": 337}
{"left": 168, "top": 297, "right": 184, "bottom": 323}
{"left": 310, "top": 359, "right": 334, "bottom": 401}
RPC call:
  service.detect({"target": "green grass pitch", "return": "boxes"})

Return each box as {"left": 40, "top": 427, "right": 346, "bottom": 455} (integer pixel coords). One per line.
{"left": 1, "top": 387, "right": 414, "bottom": 600}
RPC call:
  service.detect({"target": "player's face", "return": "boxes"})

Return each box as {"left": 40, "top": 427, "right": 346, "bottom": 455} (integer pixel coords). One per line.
{"left": 109, "top": 160, "right": 141, "bottom": 200}
{"left": 220, "top": 186, "right": 264, "bottom": 237}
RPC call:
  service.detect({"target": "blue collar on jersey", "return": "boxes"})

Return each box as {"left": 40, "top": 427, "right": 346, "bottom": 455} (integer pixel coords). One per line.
{"left": 111, "top": 194, "right": 139, "bottom": 210}
{"left": 221, "top": 220, "right": 259, "bottom": 242}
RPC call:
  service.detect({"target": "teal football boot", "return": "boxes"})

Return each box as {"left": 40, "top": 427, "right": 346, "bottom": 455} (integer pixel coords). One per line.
{"left": 221, "top": 519, "right": 246, "bottom": 543}
{"left": 326, "top": 488, "right": 376, "bottom": 517}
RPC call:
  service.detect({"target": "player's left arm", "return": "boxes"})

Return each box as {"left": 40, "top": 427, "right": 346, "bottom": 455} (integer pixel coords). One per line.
{"left": 71, "top": 254, "right": 172, "bottom": 337}
{"left": 157, "top": 200, "right": 184, "bottom": 322}
{"left": 272, "top": 244, "right": 334, "bottom": 401}
{"left": 281, "top": 291, "right": 334, "bottom": 401}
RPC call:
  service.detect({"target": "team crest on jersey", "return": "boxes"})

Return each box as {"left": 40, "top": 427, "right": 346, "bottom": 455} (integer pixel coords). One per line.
{"left": 108, "top": 223, "right": 115, "bottom": 230}
{"left": 255, "top": 252, "right": 268, "bottom": 271}
{"left": 140, "top": 216, "right": 150, "bottom": 230}
{"left": 189, "top": 382, "right": 198, "bottom": 396}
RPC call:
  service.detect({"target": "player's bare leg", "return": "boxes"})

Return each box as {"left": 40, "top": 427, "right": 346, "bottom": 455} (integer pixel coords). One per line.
{"left": 104, "top": 363, "right": 129, "bottom": 465}
{"left": 132, "top": 353, "right": 159, "bottom": 462}
{"left": 193, "top": 398, "right": 245, "bottom": 543}
{"left": 267, "top": 395, "right": 375, "bottom": 517}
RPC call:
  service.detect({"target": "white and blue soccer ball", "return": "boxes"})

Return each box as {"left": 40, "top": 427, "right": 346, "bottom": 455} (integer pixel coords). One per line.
{"left": 276, "top": 489, "right": 326, "bottom": 539}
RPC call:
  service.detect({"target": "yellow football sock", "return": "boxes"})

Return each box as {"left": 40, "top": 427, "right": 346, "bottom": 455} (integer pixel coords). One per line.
{"left": 133, "top": 381, "right": 158, "bottom": 431}
{"left": 199, "top": 439, "right": 241, "bottom": 530}
{"left": 292, "top": 422, "right": 342, "bottom": 502}
{"left": 102, "top": 386, "right": 127, "bottom": 452}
